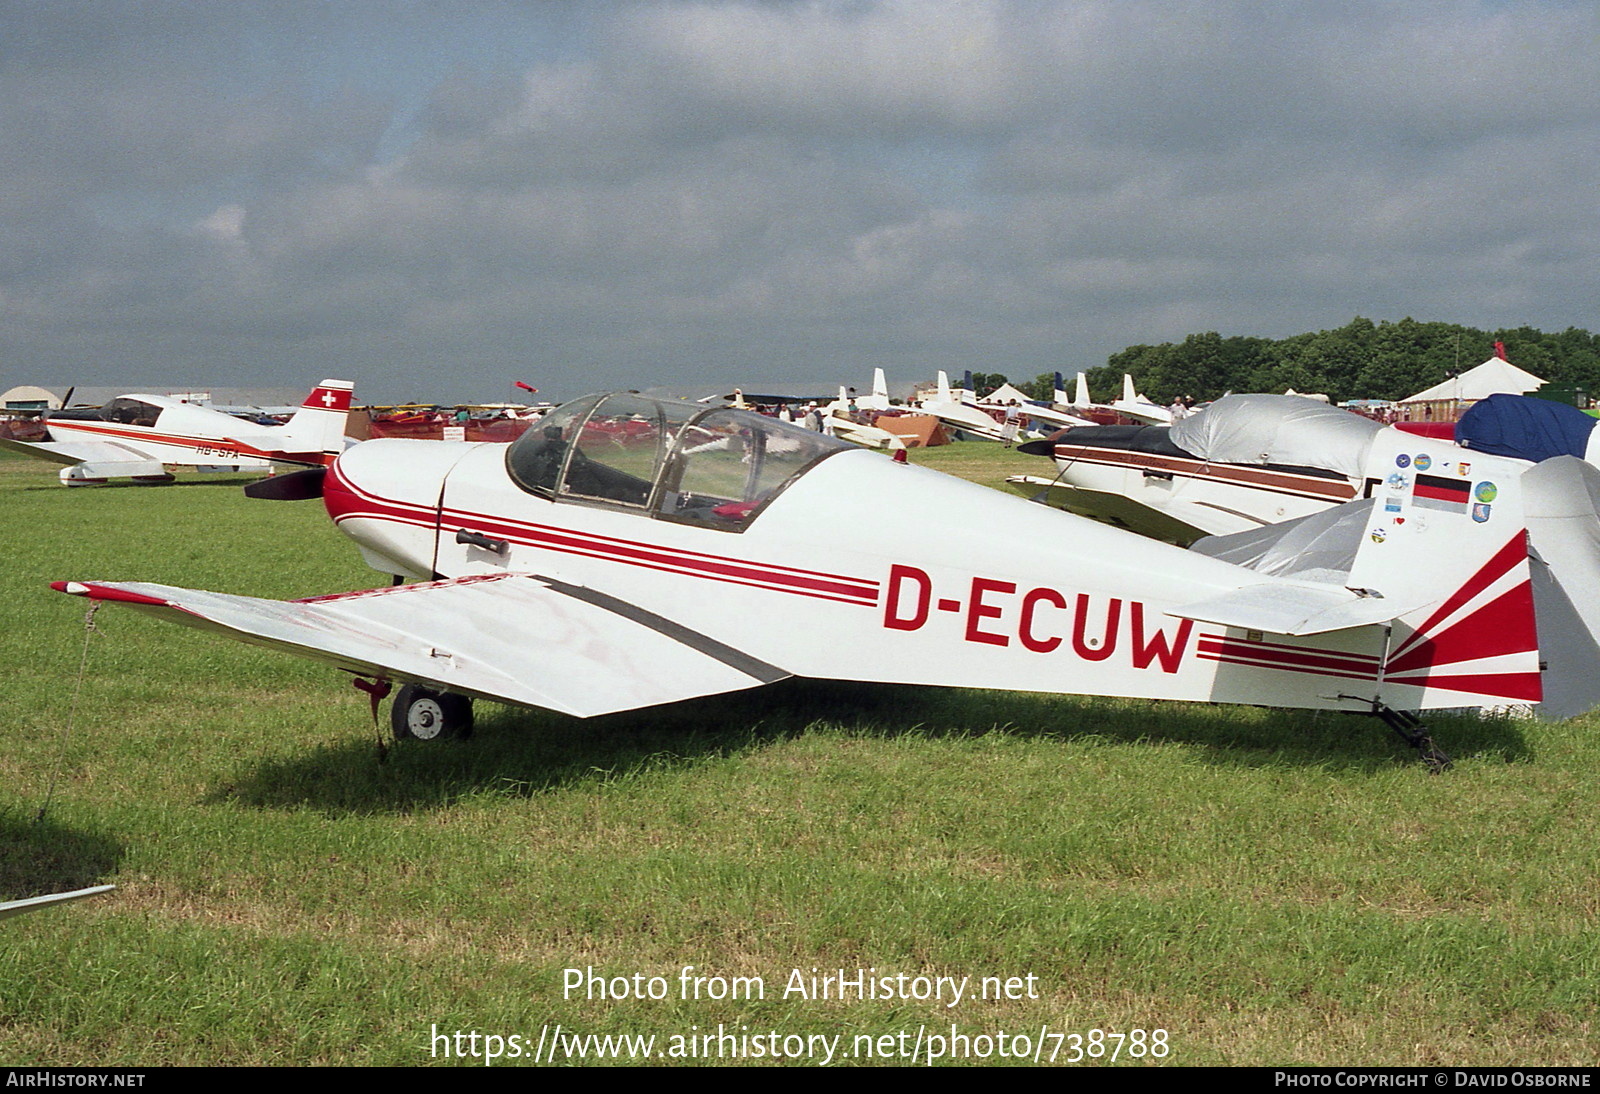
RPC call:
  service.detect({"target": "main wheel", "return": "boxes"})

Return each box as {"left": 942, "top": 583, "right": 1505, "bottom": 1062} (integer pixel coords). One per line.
{"left": 391, "top": 683, "right": 474, "bottom": 741}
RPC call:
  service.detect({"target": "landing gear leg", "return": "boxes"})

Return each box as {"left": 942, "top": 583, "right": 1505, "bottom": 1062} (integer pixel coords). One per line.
{"left": 1374, "top": 705, "right": 1451, "bottom": 773}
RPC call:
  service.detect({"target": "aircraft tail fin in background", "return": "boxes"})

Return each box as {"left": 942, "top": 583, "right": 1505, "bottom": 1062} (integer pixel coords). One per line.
{"left": 935, "top": 371, "right": 954, "bottom": 404}
{"left": 872, "top": 368, "right": 888, "bottom": 402}
{"left": 1075, "top": 372, "right": 1091, "bottom": 407}
{"left": 278, "top": 380, "right": 354, "bottom": 459}
{"left": 1122, "top": 373, "right": 1138, "bottom": 404}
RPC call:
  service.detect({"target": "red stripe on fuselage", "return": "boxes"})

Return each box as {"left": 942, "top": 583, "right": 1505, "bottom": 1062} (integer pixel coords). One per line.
{"left": 323, "top": 463, "right": 881, "bottom": 606}
{"left": 1051, "top": 445, "right": 1358, "bottom": 502}
{"left": 1196, "top": 632, "right": 1380, "bottom": 681}
{"left": 47, "top": 421, "right": 331, "bottom": 466}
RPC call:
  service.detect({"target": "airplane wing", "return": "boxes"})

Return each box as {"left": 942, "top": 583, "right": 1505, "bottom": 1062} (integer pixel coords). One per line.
{"left": 54, "top": 573, "right": 790, "bottom": 718}
{"left": 1004, "top": 474, "right": 1248, "bottom": 542}
{"left": 0, "top": 436, "right": 165, "bottom": 478}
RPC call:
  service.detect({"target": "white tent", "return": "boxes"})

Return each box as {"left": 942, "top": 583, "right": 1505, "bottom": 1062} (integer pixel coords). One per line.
{"left": 1399, "top": 355, "right": 1545, "bottom": 404}
{"left": 981, "top": 382, "right": 1035, "bottom": 404}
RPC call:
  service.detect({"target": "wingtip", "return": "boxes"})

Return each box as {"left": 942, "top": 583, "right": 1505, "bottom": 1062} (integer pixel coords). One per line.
{"left": 50, "top": 581, "right": 172, "bottom": 607}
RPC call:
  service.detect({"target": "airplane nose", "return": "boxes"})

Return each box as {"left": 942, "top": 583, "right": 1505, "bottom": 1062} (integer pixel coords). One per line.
{"left": 322, "top": 439, "right": 472, "bottom": 580}
{"left": 323, "top": 438, "right": 458, "bottom": 526}
{"left": 243, "top": 466, "right": 327, "bottom": 501}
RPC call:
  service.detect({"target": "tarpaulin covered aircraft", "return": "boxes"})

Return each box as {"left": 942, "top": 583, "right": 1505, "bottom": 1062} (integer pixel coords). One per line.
{"left": 1010, "top": 393, "right": 1600, "bottom": 543}
{"left": 53, "top": 392, "right": 1577, "bottom": 766}
{"left": 1008, "top": 395, "right": 1380, "bottom": 541}
{"left": 0, "top": 380, "right": 354, "bottom": 485}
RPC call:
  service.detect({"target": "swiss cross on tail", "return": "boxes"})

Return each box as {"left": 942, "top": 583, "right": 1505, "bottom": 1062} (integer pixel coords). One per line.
{"left": 305, "top": 382, "right": 353, "bottom": 413}
{"left": 276, "top": 379, "right": 356, "bottom": 463}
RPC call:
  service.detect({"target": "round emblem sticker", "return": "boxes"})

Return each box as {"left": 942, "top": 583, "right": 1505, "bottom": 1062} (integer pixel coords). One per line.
{"left": 1395, "top": 454, "right": 1411, "bottom": 468}
{"left": 1475, "top": 481, "right": 1498, "bottom": 503}
{"left": 1414, "top": 454, "right": 1432, "bottom": 471}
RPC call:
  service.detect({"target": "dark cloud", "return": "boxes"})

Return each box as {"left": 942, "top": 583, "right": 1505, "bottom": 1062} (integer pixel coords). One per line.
{"left": 2, "top": 1, "right": 1597, "bottom": 401}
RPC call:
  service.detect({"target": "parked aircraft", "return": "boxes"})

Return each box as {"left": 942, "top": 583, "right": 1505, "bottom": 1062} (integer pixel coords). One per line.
{"left": 913, "top": 371, "right": 1067, "bottom": 442}
{"left": 1007, "top": 395, "right": 1375, "bottom": 542}
{"left": 0, "top": 380, "right": 354, "bottom": 485}
{"left": 54, "top": 391, "right": 1588, "bottom": 766}
{"left": 1061, "top": 372, "right": 1174, "bottom": 426}
{"left": 1009, "top": 393, "right": 1600, "bottom": 544}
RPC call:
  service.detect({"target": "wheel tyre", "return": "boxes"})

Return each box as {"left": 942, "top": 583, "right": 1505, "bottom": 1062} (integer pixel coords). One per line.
{"left": 391, "top": 683, "right": 474, "bottom": 741}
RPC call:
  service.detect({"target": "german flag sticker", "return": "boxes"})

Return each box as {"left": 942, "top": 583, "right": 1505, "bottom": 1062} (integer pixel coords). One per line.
{"left": 1413, "top": 474, "right": 1471, "bottom": 513}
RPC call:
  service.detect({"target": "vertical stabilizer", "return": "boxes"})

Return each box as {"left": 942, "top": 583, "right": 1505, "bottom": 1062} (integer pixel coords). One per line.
{"left": 1075, "top": 372, "right": 1091, "bottom": 407}
{"left": 279, "top": 379, "right": 355, "bottom": 459}
{"left": 1354, "top": 432, "right": 1542, "bottom": 709}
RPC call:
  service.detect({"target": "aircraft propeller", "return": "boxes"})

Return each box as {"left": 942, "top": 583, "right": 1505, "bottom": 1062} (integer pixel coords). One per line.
{"left": 244, "top": 466, "right": 327, "bottom": 501}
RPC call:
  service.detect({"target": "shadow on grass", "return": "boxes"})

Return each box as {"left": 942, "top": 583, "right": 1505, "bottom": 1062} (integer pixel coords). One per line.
{"left": 211, "top": 679, "right": 1532, "bottom": 816}
{"left": 13, "top": 475, "right": 262, "bottom": 494}
{"left": 0, "top": 808, "right": 124, "bottom": 900}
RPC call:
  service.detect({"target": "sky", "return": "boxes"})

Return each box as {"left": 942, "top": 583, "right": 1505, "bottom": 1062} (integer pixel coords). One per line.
{"left": 2, "top": 0, "right": 1597, "bottom": 405}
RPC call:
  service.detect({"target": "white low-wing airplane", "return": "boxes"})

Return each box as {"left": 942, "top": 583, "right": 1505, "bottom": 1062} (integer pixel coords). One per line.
{"left": 0, "top": 380, "right": 354, "bottom": 485}
{"left": 53, "top": 392, "right": 1569, "bottom": 765}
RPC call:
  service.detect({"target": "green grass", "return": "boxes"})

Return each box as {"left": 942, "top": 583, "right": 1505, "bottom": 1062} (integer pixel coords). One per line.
{"left": 1, "top": 446, "right": 1597, "bottom": 1066}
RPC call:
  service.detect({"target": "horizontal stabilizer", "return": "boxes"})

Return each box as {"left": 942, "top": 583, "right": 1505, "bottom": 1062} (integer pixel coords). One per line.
{"left": 1170, "top": 580, "right": 1406, "bottom": 636}
{"left": 55, "top": 573, "right": 790, "bottom": 718}
{"left": 1183, "top": 500, "right": 1434, "bottom": 633}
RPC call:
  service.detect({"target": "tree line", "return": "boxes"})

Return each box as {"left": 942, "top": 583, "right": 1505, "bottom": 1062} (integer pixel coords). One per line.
{"left": 978, "top": 318, "right": 1600, "bottom": 406}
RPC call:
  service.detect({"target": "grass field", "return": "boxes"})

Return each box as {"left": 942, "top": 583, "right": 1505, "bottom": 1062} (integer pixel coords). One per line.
{"left": 2, "top": 442, "right": 1597, "bottom": 1067}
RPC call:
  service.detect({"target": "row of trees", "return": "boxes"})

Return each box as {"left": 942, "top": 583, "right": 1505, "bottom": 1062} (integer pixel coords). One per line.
{"left": 986, "top": 318, "right": 1600, "bottom": 406}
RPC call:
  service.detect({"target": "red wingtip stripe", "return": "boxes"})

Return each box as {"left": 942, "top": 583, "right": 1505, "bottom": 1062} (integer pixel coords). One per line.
{"left": 50, "top": 581, "right": 173, "bottom": 608}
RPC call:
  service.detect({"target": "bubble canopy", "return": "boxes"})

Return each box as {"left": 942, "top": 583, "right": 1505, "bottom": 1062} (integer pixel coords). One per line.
{"left": 505, "top": 393, "right": 854, "bottom": 530}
